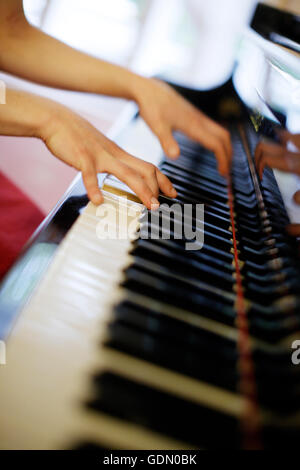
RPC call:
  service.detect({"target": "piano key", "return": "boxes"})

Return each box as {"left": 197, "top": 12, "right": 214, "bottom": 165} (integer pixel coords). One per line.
{"left": 88, "top": 372, "right": 240, "bottom": 448}
{"left": 132, "top": 239, "right": 235, "bottom": 274}
{"left": 104, "top": 321, "right": 238, "bottom": 390}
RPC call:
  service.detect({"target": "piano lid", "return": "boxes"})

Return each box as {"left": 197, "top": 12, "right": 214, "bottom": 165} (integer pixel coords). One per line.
{"left": 233, "top": 2, "right": 300, "bottom": 227}
{"left": 233, "top": 3, "right": 300, "bottom": 134}
{"left": 251, "top": 2, "right": 300, "bottom": 53}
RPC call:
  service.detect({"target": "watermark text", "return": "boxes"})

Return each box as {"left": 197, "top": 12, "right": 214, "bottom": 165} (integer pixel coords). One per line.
{"left": 95, "top": 198, "right": 205, "bottom": 251}
{"left": 0, "top": 340, "right": 6, "bottom": 365}
{"left": 0, "top": 80, "right": 6, "bottom": 104}
{"left": 291, "top": 340, "right": 300, "bottom": 365}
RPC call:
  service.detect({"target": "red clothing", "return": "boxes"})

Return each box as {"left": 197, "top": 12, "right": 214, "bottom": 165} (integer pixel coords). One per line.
{"left": 0, "top": 172, "right": 44, "bottom": 279}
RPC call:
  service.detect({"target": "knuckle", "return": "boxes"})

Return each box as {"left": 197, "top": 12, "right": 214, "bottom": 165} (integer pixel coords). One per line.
{"left": 145, "top": 162, "right": 157, "bottom": 175}
{"left": 137, "top": 178, "right": 151, "bottom": 195}
{"left": 77, "top": 144, "right": 89, "bottom": 157}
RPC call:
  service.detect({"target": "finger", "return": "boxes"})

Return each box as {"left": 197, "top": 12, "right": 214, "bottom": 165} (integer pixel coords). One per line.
{"left": 286, "top": 224, "right": 300, "bottom": 237}
{"left": 185, "top": 115, "right": 230, "bottom": 177}
{"left": 204, "top": 120, "right": 233, "bottom": 169}
{"left": 188, "top": 113, "right": 232, "bottom": 176}
{"left": 139, "top": 164, "right": 177, "bottom": 199}
{"left": 212, "top": 139, "right": 230, "bottom": 178}
{"left": 258, "top": 151, "right": 300, "bottom": 179}
{"left": 109, "top": 147, "right": 165, "bottom": 198}
{"left": 182, "top": 122, "right": 229, "bottom": 177}
{"left": 255, "top": 141, "right": 284, "bottom": 170}
{"left": 255, "top": 141, "right": 300, "bottom": 177}
{"left": 156, "top": 168, "right": 177, "bottom": 198}
{"left": 220, "top": 129, "right": 232, "bottom": 169}
{"left": 81, "top": 161, "right": 103, "bottom": 205}
{"left": 154, "top": 123, "right": 180, "bottom": 159}
{"left": 294, "top": 191, "right": 300, "bottom": 205}
{"left": 257, "top": 153, "right": 280, "bottom": 179}
{"left": 278, "top": 130, "right": 300, "bottom": 150}
{"left": 105, "top": 158, "right": 159, "bottom": 210}
{"left": 139, "top": 163, "right": 160, "bottom": 198}
{"left": 141, "top": 165, "right": 177, "bottom": 199}
{"left": 278, "top": 130, "right": 292, "bottom": 146}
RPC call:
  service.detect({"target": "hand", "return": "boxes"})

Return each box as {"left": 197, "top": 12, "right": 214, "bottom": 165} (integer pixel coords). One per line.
{"left": 41, "top": 106, "right": 177, "bottom": 209}
{"left": 255, "top": 137, "right": 300, "bottom": 179}
{"left": 255, "top": 132, "right": 300, "bottom": 238}
{"left": 135, "top": 78, "right": 232, "bottom": 177}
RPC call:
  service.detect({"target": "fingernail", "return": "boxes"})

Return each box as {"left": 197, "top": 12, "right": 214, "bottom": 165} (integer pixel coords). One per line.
{"left": 169, "top": 146, "right": 179, "bottom": 158}
{"left": 151, "top": 197, "right": 160, "bottom": 210}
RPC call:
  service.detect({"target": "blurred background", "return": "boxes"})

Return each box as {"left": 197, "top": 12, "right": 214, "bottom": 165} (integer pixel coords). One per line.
{"left": 23, "top": 0, "right": 299, "bottom": 88}
{"left": 23, "top": 0, "right": 257, "bottom": 89}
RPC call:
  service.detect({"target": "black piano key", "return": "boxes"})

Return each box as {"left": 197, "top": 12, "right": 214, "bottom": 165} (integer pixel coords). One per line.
{"left": 158, "top": 195, "right": 230, "bottom": 219}
{"left": 168, "top": 184, "right": 230, "bottom": 210}
{"left": 128, "top": 256, "right": 235, "bottom": 299}
{"left": 88, "top": 372, "right": 240, "bottom": 448}
{"left": 132, "top": 239, "right": 235, "bottom": 274}
{"left": 141, "top": 205, "right": 233, "bottom": 240}
{"left": 161, "top": 160, "right": 228, "bottom": 187}
{"left": 133, "top": 253, "right": 235, "bottom": 292}
{"left": 121, "top": 266, "right": 299, "bottom": 340}
{"left": 122, "top": 267, "right": 235, "bottom": 320}
{"left": 110, "top": 302, "right": 300, "bottom": 414}
{"left": 104, "top": 322, "right": 238, "bottom": 390}
{"left": 135, "top": 235, "right": 235, "bottom": 264}
{"left": 162, "top": 169, "right": 229, "bottom": 199}
{"left": 113, "top": 301, "right": 237, "bottom": 360}
{"left": 161, "top": 163, "right": 228, "bottom": 193}
{"left": 139, "top": 221, "right": 234, "bottom": 252}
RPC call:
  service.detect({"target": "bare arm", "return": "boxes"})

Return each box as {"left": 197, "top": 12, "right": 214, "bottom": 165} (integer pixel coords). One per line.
{"left": 0, "top": 0, "right": 140, "bottom": 99}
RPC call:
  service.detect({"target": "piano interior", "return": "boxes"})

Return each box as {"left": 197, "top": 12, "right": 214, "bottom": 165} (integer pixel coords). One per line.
{"left": 0, "top": 2, "right": 299, "bottom": 450}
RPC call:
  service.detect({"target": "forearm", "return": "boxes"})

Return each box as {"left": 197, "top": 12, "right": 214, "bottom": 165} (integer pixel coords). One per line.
{"left": 0, "top": 87, "right": 64, "bottom": 139}
{"left": 0, "top": 7, "right": 143, "bottom": 100}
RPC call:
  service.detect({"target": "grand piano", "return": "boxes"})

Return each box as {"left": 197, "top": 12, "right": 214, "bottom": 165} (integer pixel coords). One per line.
{"left": 0, "top": 3, "right": 299, "bottom": 449}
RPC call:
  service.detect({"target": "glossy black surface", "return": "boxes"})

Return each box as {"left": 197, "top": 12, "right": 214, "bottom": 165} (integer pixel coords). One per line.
{"left": 251, "top": 2, "right": 300, "bottom": 52}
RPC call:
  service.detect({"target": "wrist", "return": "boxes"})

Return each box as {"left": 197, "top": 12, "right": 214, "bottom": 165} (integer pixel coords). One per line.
{"left": 37, "top": 99, "right": 71, "bottom": 142}
{"left": 126, "top": 73, "right": 150, "bottom": 104}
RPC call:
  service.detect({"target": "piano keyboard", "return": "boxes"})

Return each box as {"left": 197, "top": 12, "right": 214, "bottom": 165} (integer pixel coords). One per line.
{"left": 0, "top": 123, "right": 300, "bottom": 450}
